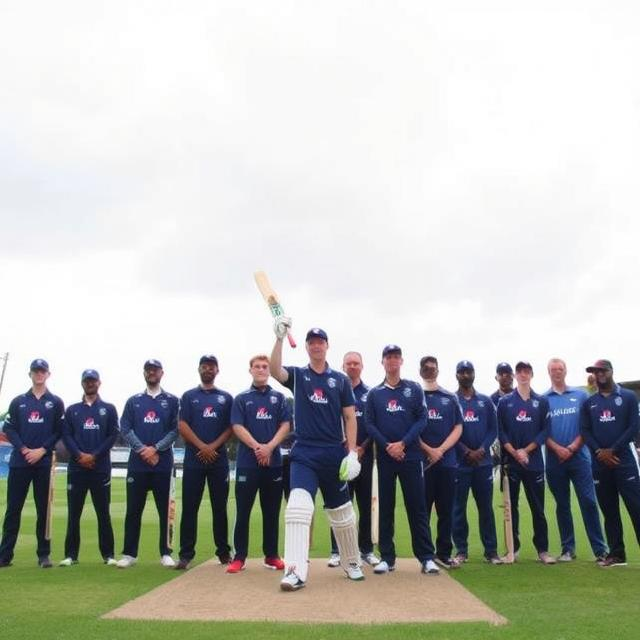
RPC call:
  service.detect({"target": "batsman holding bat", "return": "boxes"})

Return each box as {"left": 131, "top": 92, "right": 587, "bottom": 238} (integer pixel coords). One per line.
{"left": 270, "top": 322, "right": 364, "bottom": 591}
{"left": 0, "top": 359, "right": 65, "bottom": 569}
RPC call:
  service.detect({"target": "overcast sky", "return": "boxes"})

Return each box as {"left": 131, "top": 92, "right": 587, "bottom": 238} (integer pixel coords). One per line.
{"left": 1, "top": 1, "right": 639, "bottom": 411}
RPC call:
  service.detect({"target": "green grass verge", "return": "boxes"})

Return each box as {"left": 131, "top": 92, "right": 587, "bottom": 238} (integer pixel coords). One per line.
{"left": 0, "top": 475, "right": 638, "bottom": 639}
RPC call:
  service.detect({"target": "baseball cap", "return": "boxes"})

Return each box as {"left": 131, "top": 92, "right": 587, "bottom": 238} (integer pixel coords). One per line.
{"left": 456, "top": 360, "right": 474, "bottom": 372}
{"left": 144, "top": 358, "right": 163, "bottom": 369}
{"left": 30, "top": 358, "right": 49, "bottom": 372}
{"left": 586, "top": 359, "right": 613, "bottom": 373}
{"left": 382, "top": 344, "right": 402, "bottom": 357}
{"left": 496, "top": 362, "right": 513, "bottom": 374}
{"left": 420, "top": 355, "right": 438, "bottom": 368}
{"left": 81, "top": 369, "right": 100, "bottom": 381}
{"left": 515, "top": 361, "right": 533, "bottom": 372}
{"left": 199, "top": 354, "right": 219, "bottom": 366}
{"left": 305, "top": 328, "right": 328, "bottom": 342}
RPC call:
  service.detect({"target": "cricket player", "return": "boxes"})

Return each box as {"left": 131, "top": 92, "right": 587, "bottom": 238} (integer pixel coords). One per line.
{"left": 491, "top": 363, "right": 514, "bottom": 407}
{"left": 176, "top": 355, "right": 234, "bottom": 570}
{"left": 580, "top": 359, "right": 640, "bottom": 567}
{"left": 328, "top": 351, "right": 379, "bottom": 568}
{"left": 270, "top": 324, "right": 363, "bottom": 591}
{"left": 544, "top": 358, "right": 607, "bottom": 562}
{"left": 452, "top": 361, "right": 502, "bottom": 564}
{"left": 365, "top": 345, "right": 438, "bottom": 575}
{"left": 497, "top": 361, "right": 556, "bottom": 564}
{"left": 116, "top": 359, "right": 179, "bottom": 568}
{"left": 419, "top": 356, "right": 463, "bottom": 569}
{"left": 60, "top": 369, "right": 119, "bottom": 566}
{"left": 0, "top": 359, "right": 64, "bottom": 569}
{"left": 227, "top": 354, "right": 291, "bottom": 574}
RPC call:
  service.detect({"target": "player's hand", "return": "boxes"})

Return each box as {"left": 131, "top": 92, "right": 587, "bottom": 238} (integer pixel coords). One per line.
{"left": 78, "top": 452, "right": 95, "bottom": 469}
{"left": 24, "top": 447, "right": 47, "bottom": 465}
{"left": 356, "top": 445, "right": 366, "bottom": 461}
{"left": 148, "top": 452, "right": 160, "bottom": 466}
{"left": 386, "top": 441, "right": 405, "bottom": 461}
{"left": 139, "top": 446, "right": 157, "bottom": 463}
{"left": 254, "top": 444, "right": 272, "bottom": 466}
{"left": 597, "top": 448, "right": 620, "bottom": 467}
{"left": 273, "top": 315, "right": 292, "bottom": 339}
{"left": 467, "top": 449, "right": 485, "bottom": 464}
{"left": 514, "top": 448, "right": 529, "bottom": 466}
{"left": 339, "top": 450, "right": 361, "bottom": 481}
{"left": 554, "top": 446, "right": 572, "bottom": 463}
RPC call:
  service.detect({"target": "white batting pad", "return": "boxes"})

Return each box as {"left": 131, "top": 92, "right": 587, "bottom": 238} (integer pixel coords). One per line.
{"left": 283, "top": 489, "right": 314, "bottom": 582}
{"left": 326, "top": 501, "right": 362, "bottom": 570}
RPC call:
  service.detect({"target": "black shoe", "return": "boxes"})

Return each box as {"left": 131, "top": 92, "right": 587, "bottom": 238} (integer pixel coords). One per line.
{"left": 175, "top": 558, "right": 190, "bottom": 570}
{"left": 435, "top": 555, "right": 460, "bottom": 570}
{"left": 217, "top": 553, "right": 231, "bottom": 565}
{"left": 0, "top": 559, "right": 12, "bottom": 568}
{"left": 599, "top": 554, "right": 627, "bottom": 567}
{"left": 38, "top": 556, "right": 53, "bottom": 569}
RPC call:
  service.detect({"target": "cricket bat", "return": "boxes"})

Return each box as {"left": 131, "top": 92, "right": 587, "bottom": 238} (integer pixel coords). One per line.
{"left": 371, "top": 448, "right": 379, "bottom": 544}
{"left": 501, "top": 465, "right": 515, "bottom": 563}
{"left": 167, "top": 465, "right": 177, "bottom": 549}
{"left": 254, "top": 270, "right": 296, "bottom": 348}
{"left": 45, "top": 451, "right": 56, "bottom": 541}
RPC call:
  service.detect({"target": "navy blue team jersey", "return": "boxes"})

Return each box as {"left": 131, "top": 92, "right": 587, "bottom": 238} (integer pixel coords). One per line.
{"left": 4, "top": 390, "right": 65, "bottom": 468}
{"left": 179, "top": 386, "right": 234, "bottom": 469}
{"left": 64, "top": 397, "right": 119, "bottom": 473}
{"left": 283, "top": 365, "right": 355, "bottom": 446}
{"left": 353, "top": 381, "right": 372, "bottom": 451}
{"left": 422, "top": 387, "right": 463, "bottom": 468}
{"left": 455, "top": 390, "right": 497, "bottom": 469}
{"left": 230, "top": 385, "right": 291, "bottom": 468}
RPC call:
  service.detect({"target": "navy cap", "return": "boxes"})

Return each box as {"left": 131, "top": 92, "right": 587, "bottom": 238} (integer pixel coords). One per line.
{"left": 456, "top": 360, "right": 474, "bottom": 372}
{"left": 305, "top": 328, "right": 328, "bottom": 342}
{"left": 496, "top": 362, "right": 513, "bottom": 374}
{"left": 515, "top": 361, "right": 533, "bottom": 372}
{"left": 199, "top": 354, "right": 219, "bottom": 366}
{"left": 30, "top": 358, "right": 49, "bottom": 372}
{"left": 144, "top": 358, "right": 163, "bottom": 369}
{"left": 382, "top": 344, "right": 402, "bottom": 357}
{"left": 586, "top": 359, "right": 613, "bottom": 373}
{"left": 81, "top": 369, "right": 100, "bottom": 381}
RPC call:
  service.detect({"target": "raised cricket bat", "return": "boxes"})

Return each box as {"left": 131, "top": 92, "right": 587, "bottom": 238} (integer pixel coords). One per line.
{"left": 254, "top": 270, "right": 296, "bottom": 348}
{"left": 167, "top": 465, "right": 176, "bottom": 549}
{"left": 371, "top": 450, "right": 379, "bottom": 544}
{"left": 501, "top": 465, "right": 515, "bottom": 563}
{"left": 45, "top": 451, "right": 56, "bottom": 541}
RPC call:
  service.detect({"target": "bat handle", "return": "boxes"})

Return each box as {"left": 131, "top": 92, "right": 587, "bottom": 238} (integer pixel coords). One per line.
{"left": 287, "top": 331, "right": 297, "bottom": 349}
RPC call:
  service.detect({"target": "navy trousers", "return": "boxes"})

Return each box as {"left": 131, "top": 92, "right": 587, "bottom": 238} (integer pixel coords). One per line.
{"left": 508, "top": 465, "right": 549, "bottom": 553}
{"left": 425, "top": 464, "right": 457, "bottom": 558}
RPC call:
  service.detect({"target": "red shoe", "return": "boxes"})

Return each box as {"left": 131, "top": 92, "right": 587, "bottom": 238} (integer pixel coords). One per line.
{"left": 264, "top": 556, "right": 285, "bottom": 571}
{"left": 226, "top": 559, "right": 246, "bottom": 574}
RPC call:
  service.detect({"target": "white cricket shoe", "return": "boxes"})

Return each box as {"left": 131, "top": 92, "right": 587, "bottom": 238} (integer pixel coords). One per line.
{"left": 373, "top": 560, "right": 395, "bottom": 574}
{"left": 104, "top": 558, "right": 118, "bottom": 566}
{"left": 59, "top": 557, "right": 78, "bottom": 567}
{"left": 161, "top": 555, "right": 176, "bottom": 568}
{"left": 344, "top": 563, "right": 365, "bottom": 581}
{"left": 116, "top": 555, "right": 137, "bottom": 569}
{"left": 361, "top": 551, "right": 380, "bottom": 566}
{"left": 422, "top": 559, "right": 440, "bottom": 575}
{"left": 280, "top": 570, "right": 305, "bottom": 591}
{"left": 327, "top": 553, "right": 340, "bottom": 567}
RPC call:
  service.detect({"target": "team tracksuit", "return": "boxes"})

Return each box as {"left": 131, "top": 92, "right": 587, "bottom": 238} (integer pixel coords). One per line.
{"left": 365, "top": 380, "right": 434, "bottom": 566}
{"left": 0, "top": 390, "right": 65, "bottom": 563}
{"left": 63, "top": 397, "right": 119, "bottom": 561}
{"left": 453, "top": 390, "right": 499, "bottom": 559}
{"left": 230, "top": 385, "right": 291, "bottom": 561}
{"left": 120, "top": 390, "right": 178, "bottom": 558}
{"left": 580, "top": 385, "right": 640, "bottom": 560}
{"left": 178, "top": 386, "right": 234, "bottom": 563}
{"left": 497, "top": 389, "right": 551, "bottom": 554}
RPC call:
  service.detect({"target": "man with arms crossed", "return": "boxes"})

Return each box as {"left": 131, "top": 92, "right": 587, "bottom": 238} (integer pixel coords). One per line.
{"left": 116, "top": 359, "right": 179, "bottom": 568}
{"left": 544, "top": 358, "right": 607, "bottom": 562}
{"left": 580, "top": 359, "right": 640, "bottom": 567}
{"left": 365, "top": 345, "right": 438, "bottom": 575}
{"left": 227, "top": 354, "right": 291, "bottom": 573}
{"left": 270, "top": 324, "right": 363, "bottom": 591}
{"left": 452, "top": 361, "right": 502, "bottom": 565}
{"left": 60, "top": 369, "right": 119, "bottom": 566}
{"left": 498, "top": 361, "right": 555, "bottom": 564}
{"left": 176, "top": 355, "right": 234, "bottom": 570}
{"left": 0, "top": 359, "right": 64, "bottom": 568}
{"left": 328, "top": 351, "right": 379, "bottom": 568}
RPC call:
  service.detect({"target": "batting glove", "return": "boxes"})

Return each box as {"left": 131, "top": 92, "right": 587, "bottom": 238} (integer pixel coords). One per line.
{"left": 339, "top": 450, "right": 361, "bottom": 481}
{"left": 273, "top": 315, "right": 292, "bottom": 339}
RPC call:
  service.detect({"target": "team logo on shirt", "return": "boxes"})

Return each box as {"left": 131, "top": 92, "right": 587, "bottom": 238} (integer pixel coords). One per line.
{"left": 28, "top": 411, "right": 44, "bottom": 424}
{"left": 403, "top": 387, "right": 412, "bottom": 398}
{"left": 309, "top": 389, "right": 328, "bottom": 404}
{"left": 532, "top": 400, "right": 539, "bottom": 408}
{"left": 270, "top": 395, "right": 278, "bottom": 404}
{"left": 355, "top": 409, "right": 364, "bottom": 417}
{"left": 99, "top": 407, "right": 107, "bottom": 416}
{"left": 615, "top": 397, "right": 623, "bottom": 406}
{"left": 386, "top": 400, "right": 404, "bottom": 413}
{"left": 328, "top": 378, "right": 336, "bottom": 388}
{"left": 478, "top": 400, "right": 485, "bottom": 408}
{"left": 599, "top": 410, "right": 615, "bottom": 423}
{"left": 218, "top": 395, "right": 227, "bottom": 404}
{"left": 256, "top": 407, "right": 273, "bottom": 420}
{"left": 203, "top": 406, "right": 217, "bottom": 418}
{"left": 44, "top": 401, "right": 54, "bottom": 409}
{"left": 361, "top": 392, "right": 369, "bottom": 402}
{"left": 464, "top": 409, "right": 479, "bottom": 423}
{"left": 160, "top": 400, "right": 168, "bottom": 409}
{"left": 144, "top": 411, "right": 160, "bottom": 424}
{"left": 428, "top": 409, "right": 443, "bottom": 420}
{"left": 516, "top": 410, "right": 532, "bottom": 422}
{"left": 83, "top": 417, "right": 100, "bottom": 430}
{"left": 441, "top": 397, "right": 450, "bottom": 406}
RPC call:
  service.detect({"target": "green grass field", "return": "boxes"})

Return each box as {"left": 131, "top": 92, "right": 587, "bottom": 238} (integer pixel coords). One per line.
{"left": 0, "top": 474, "right": 638, "bottom": 640}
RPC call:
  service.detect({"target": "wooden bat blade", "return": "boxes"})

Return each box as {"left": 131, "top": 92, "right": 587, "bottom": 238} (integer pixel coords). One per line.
{"left": 253, "top": 270, "right": 297, "bottom": 348}
{"left": 502, "top": 469, "right": 515, "bottom": 563}
{"left": 45, "top": 451, "right": 56, "bottom": 541}
{"left": 167, "top": 467, "right": 176, "bottom": 549}
{"left": 371, "top": 455, "right": 379, "bottom": 544}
